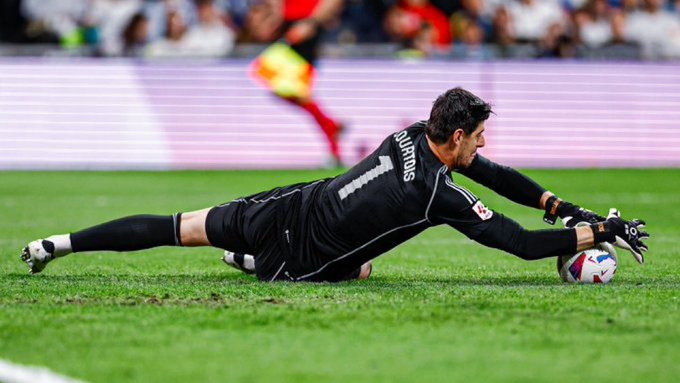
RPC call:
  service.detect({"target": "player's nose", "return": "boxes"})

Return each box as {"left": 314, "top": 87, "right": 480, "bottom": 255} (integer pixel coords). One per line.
{"left": 477, "top": 135, "right": 486, "bottom": 148}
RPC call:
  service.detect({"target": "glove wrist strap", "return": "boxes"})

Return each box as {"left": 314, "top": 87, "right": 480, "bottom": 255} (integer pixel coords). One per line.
{"left": 543, "top": 196, "right": 562, "bottom": 225}
{"left": 591, "top": 222, "right": 615, "bottom": 244}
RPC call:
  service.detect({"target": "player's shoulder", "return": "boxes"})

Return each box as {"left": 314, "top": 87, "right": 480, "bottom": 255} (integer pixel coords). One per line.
{"left": 441, "top": 172, "right": 477, "bottom": 205}
{"left": 431, "top": 171, "right": 495, "bottom": 221}
{"left": 387, "top": 121, "right": 427, "bottom": 144}
{"left": 430, "top": 171, "right": 480, "bottom": 214}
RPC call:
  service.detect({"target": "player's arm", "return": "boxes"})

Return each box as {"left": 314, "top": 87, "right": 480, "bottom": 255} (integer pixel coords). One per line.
{"left": 470, "top": 213, "right": 648, "bottom": 262}
{"left": 432, "top": 171, "right": 648, "bottom": 263}
{"left": 310, "top": 0, "right": 343, "bottom": 23}
{"left": 285, "top": 0, "right": 343, "bottom": 44}
{"left": 458, "top": 154, "right": 545, "bottom": 208}
{"left": 458, "top": 154, "right": 604, "bottom": 227}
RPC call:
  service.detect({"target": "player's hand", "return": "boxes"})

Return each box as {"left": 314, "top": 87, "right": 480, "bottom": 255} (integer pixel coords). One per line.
{"left": 598, "top": 208, "right": 650, "bottom": 264}
{"left": 285, "top": 19, "right": 318, "bottom": 45}
{"left": 561, "top": 206, "right": 605, "bottom": 228}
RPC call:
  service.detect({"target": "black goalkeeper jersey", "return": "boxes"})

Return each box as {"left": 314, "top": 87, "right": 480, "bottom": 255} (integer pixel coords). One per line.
{"left": 278, "top": 121, "right": 499, "bottom": 281}
{"left": 207, "top": 121, "right": 575, "bottom": 282}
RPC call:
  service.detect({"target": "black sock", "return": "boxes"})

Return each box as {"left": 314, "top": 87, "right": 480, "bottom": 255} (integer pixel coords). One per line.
{"left": 70, "top": 214, "right": 182, "bottom": 253}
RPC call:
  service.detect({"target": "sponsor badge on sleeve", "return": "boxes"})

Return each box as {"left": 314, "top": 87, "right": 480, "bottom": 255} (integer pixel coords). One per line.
{"left": 472, "top": 200, "right": 493, "bottom": 221}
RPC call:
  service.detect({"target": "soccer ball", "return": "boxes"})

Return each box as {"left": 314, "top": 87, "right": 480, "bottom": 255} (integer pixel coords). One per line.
{"left": 557, "top": 248, "right": 617, "bottom": 284}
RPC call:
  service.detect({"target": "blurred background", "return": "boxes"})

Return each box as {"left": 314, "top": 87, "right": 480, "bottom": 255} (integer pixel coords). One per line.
{"left": 1, "top": 0, "right": 679, "bottom": 170}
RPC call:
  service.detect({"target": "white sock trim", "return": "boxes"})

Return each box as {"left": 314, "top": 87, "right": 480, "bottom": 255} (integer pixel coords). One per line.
{"left": 45, "top": 234, "right": 72, "bottom": 257}
{"left": 243, "top": 254, "right": 255, "bottom": 271}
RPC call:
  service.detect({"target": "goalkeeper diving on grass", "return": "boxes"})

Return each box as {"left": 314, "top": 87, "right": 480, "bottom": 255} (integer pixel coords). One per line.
{"left": 21, "top": 88, "right": 650, "bottom": 282}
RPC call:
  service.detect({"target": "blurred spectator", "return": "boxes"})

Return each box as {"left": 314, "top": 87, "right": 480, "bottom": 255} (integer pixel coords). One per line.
{"left": 181, "top": 0, "right": 235, "bottom": 56}
{"left": 481, "top": 0, "right": 509, "bottom": 17}
{"left": 238, "top": 0, "right": 282, "bottom": 43}
{"left": 400, "top": 0, "right": 452, "bottom": 46}
{"left": 618, "top": 0, "right": 641, "bottom": 14}
{"left": 450, "top": 0, "right": 493, "bottom": 43}
{"left": 537, "top": 22, "right": 576, "bottom": 57}
{"left": 506, "top": 0, "right": 567, "bottom": 42}
{"left": 384, "top": 6, "right": 421, "bottom": 49}
{"left": 2, "top": 0, "right": 680, "bottom": 61}
{"left": 384, "top": 0, "right": 451, "bottom": 55}
{"left": 87, "top": 0, "right": 144, "bottom": 55}
{"left": 563, "top": 0, "right": 589, "bottom": 11}
{"left": 147, "top": 8, "right": 187, "bottom": 56}
{"left": 146, "top": 0, "right": 235, "bottom": 57}
{"left": 623, "top": 0, "right": 680, "bottom": 58}
{"left": 330, "top": 0, "right": 391, "bottom": 44}
{"left": 20, "top": 0, "right": 88, "bottom": 45}
{"left": 573, "top": 0, "right": 615, "bottom": 48}
{"left": 489, "top": 6, "right": 514, "bottom": 47}
{"left": 451, "top": 15, "right": 495, "bottom": 59}
{"left": 122, "top": 12, "right": 150, "bottom": 56}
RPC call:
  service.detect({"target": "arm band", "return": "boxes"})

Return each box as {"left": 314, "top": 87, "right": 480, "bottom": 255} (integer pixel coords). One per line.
{"left": 474, "top": 214, "right": 577, "bottom": 260}
{"left": 459, "top": 155, "right": 546, "bottom": 209}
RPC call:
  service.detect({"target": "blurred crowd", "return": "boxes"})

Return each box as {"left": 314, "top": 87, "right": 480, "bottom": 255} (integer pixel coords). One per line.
{"left": 1, "top": 0, "right": 679, "bottom": 59}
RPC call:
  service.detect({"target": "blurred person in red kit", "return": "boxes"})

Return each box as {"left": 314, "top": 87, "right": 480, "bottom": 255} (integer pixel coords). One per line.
{"left": 249, "top": 0, "right": 345, "bottom": 167}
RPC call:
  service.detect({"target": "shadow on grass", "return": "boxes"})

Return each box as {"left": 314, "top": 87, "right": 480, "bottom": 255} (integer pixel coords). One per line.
{"left": 4, "top": 272, "right": 244, "bottom": 283}
{"left": 5, "top": 270, "right": 653, "bottom": 289}
{"left": 373, "top": 274, "right": 564, "bottom": 287}
{"left": 4, "top": 271, "right": 570, "bottom": 289}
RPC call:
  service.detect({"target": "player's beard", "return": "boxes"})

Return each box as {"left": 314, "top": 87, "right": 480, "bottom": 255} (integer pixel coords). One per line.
{"left": 455, "top": 149, "right": 476, "bottom": 169}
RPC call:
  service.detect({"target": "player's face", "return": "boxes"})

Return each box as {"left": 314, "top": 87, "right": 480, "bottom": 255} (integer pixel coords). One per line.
{"left": 455, "top": 122, "right": 486, "bottom": 168}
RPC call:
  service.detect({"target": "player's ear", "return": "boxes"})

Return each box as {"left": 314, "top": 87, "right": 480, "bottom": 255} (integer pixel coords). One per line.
{"left": 451, "top": 129, "right": 464, "bottom": 146}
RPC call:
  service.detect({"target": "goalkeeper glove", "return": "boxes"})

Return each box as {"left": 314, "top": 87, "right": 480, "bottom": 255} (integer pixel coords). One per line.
{"left": 591, "top": 208, "right": 649, "bottom": 264}
{"left": 543, "top": 195, "right": 605, "bottom": 228}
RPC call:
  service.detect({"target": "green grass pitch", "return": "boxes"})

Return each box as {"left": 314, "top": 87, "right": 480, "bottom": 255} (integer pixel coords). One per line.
{"left": 1, "top": 169, "right": 679, "bottom": 383}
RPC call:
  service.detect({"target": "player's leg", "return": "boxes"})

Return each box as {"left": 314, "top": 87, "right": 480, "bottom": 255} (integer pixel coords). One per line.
{"left": 20, "top": 208, "right": 211, "bottom": 274}
{"left": 280, "top": 95, "right": 343, "bottom": 165}
{"left": 178, "top": 208, "right": 211, "bottom": 246}
{"left": 278, "top": 24, "right": 343, "bottom": 166}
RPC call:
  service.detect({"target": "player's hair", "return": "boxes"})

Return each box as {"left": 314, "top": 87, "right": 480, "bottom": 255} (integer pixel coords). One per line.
{"left": 426, "top": 87, "right": 492, "bottom": 144}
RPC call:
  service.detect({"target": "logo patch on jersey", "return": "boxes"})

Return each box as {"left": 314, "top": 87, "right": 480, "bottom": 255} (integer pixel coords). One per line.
{"left": 472, "top": 200, "right": 493, "bottom": 220}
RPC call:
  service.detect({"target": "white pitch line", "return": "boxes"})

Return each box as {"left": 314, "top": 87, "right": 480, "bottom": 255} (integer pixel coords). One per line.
{"left": 0, "top": 359, "right": 86, "bottom": 383}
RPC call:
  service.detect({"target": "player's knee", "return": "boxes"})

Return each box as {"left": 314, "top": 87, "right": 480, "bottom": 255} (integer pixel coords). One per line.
{"left": 180, "top": 208, "right": 211, "bottom": 247}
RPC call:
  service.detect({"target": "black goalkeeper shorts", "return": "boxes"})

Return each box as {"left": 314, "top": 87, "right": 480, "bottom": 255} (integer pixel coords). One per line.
{"left": 205, "top": 200, "right": 364, "bottom": 283}
{"left": 205, "top": 201, "right": 288, "bottom": 282}
{"left": 205, "top": 176, "right": 368, "bottom": 283}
